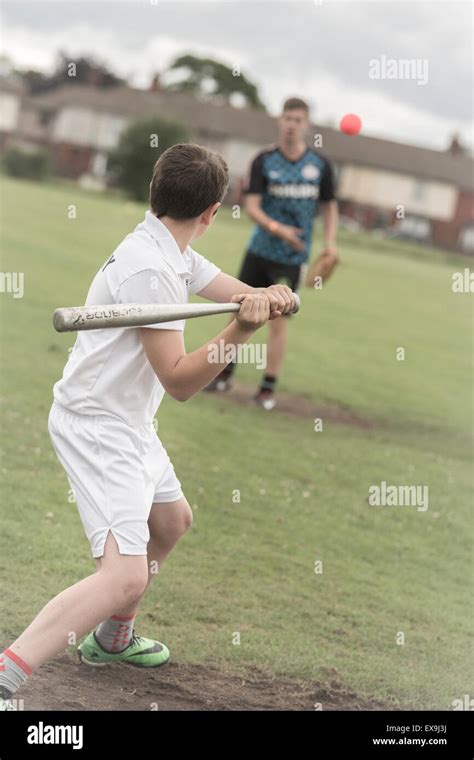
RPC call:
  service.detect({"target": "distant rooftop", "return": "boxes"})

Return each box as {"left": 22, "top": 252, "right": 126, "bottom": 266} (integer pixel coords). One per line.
{"left": 7, "top": 82, "right": 474, "bottom": 191}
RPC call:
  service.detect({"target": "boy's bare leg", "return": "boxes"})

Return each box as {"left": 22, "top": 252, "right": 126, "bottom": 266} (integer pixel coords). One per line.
{"left": 100, "top": 497, "right": 193, "bottom": 619}
{"left": 7, "top": 533, "right": 149, "bottom": 671}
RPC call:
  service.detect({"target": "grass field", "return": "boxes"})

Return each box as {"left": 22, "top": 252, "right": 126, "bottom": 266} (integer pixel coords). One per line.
{"left": 0, "top": 174, "right": 472, "bottom": 709}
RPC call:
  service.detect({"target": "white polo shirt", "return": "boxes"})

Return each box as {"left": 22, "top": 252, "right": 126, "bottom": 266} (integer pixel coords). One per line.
{"left": 53, "top": 211, "right": 220, "bottom": 426}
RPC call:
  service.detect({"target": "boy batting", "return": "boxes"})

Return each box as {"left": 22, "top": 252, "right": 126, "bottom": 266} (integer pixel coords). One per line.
{"left": 206, "top": 97, "right": 339, "bottom": 409}
{"left": 0, "top": 143, "right": 296, "bottom": 710}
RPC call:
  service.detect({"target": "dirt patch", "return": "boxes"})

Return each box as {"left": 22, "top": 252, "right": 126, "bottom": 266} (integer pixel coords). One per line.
{"left": 15, "top": 653, "right": 389, "bottom": 711}
{"left": 217, "top": 382, "right": 376, "bottom": 430}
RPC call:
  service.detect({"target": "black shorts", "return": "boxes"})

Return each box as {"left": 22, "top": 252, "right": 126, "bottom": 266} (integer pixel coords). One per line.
{"left": 238, "top": 251, "right": 301, "bottom": 292}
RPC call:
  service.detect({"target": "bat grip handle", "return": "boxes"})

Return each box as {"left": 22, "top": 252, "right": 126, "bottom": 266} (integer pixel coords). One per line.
{"left": 291, "top": 292, "right": 301, "bottom": 314}
{"left": 235, "top": 292, "right": 300, "bottom": 314}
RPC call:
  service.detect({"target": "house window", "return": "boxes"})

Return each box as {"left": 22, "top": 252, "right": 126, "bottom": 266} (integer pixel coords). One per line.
{"left": 412, "top": 181, "right": 426, "bottom": 201}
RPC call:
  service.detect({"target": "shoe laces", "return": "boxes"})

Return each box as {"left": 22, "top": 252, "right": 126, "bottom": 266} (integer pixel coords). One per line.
{"left": 130, "top": 630, "right": 145, "bottom": 647}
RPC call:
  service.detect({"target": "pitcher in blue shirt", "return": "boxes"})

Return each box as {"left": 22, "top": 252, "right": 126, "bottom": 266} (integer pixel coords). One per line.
{"left": 207, "top": 97, "right": 339, "bottom": 409}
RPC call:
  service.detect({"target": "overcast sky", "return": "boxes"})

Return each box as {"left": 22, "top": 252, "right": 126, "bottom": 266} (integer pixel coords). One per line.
{"left": 1, "top": 0, "right": 472, "bottom": 150}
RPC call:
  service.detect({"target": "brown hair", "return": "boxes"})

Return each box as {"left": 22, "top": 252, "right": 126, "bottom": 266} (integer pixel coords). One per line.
{"left": 150, "top": 143, "right": 229, "bottom": 220}
{"left": 282, "top": 97, "right": 310, "bottom": 114}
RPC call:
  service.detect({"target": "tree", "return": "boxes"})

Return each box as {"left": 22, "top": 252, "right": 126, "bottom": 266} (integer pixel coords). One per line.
{"left": 165, "top": 55, "right": 265, "bottom": 110}
{"left": 16, "top": 52, "right": 125, "bottom": 94}
{"left": 108, "top": 117, "right": 192, "bottom": 202}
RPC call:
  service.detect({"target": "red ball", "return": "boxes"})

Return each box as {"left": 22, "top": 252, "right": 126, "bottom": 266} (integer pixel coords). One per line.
{"left": 340, "top": 113, "right": 362, "bottom": 136}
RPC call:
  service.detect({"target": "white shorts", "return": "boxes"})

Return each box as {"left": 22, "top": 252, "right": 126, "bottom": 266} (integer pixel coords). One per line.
{"left": 48, "top": 401, "right": 183, "bottom": 558}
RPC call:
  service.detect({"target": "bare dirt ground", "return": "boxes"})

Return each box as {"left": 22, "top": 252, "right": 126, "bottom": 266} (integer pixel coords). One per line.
{"left": 217, "top": 382, "right": 376, "bottom": 430}
{"left": 9, "top": 390, "right": 381, "bottom": 712}
{"left": 16, "top": 653, "right": 388, "bottom": 711}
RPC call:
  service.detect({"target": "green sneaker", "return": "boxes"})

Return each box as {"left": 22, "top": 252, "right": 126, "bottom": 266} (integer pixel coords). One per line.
{"left": 78, "top": 630, "right": 170, "bottom": 668}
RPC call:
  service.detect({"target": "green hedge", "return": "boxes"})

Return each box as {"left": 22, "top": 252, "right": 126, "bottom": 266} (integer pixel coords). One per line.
{"left": 3, "top": 147, "right": 51, "bottom": 181}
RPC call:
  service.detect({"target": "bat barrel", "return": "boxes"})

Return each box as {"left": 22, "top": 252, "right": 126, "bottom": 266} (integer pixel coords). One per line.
{"left": 52, "top": 293, "right": 300, "bottom": 332}
{"left": 52, "top": 309, "right": 69, "bottom": 333}
{"left": 52, "top": 302, "right": 241, "bottom": 332}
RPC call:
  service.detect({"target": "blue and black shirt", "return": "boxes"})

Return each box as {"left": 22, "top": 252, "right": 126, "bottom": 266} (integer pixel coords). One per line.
{"left": 244, "top": 146, "right": 336, "bottom": 266}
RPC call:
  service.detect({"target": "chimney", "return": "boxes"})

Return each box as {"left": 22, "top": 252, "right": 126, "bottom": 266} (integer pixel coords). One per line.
{"left": 150, "top": 74, "right": 161, "bottom": 92}
{"left": 448, "top": 133, "right": 465, "bottom": 156}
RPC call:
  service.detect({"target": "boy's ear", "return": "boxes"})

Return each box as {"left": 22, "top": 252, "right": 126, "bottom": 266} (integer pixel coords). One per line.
{"left": 201, "top": 202, "right": 221, "bottom": 226}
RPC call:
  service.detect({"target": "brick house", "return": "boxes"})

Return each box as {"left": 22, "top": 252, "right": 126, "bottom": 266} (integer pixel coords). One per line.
{"left": 2, "top": 79, "right": 473, "bottom": 253}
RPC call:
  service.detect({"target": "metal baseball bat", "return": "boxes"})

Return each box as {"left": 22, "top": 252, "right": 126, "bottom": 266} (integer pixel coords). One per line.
{"left": 52, "top": 294, "right": 300, "bottom": 333}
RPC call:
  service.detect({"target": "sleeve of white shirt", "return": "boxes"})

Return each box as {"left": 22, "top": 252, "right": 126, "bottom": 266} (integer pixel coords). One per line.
{"left": 187, "top": 247, "right": 221, "bottom": 296}
{"left": 117, "top": 268, "right": 185, "bottom": 331}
